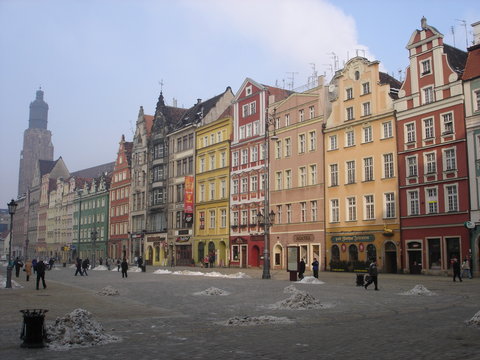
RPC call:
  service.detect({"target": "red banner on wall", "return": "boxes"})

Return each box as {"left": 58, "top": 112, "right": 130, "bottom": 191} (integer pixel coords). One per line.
{"left": 184, "top": 176, "right": 194, "bottom": 214}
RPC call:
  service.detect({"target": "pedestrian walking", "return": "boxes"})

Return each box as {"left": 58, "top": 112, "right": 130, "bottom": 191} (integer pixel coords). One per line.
{"left": 209, "top": 253, "right": 215, "bottom": 268}
{"left": 461, "top": 258, "right": 471, "bottom": 279}
{"left": 24, "top": 259, "right": 32, "bottom": 281}
{"left": 36, "top": 259, "right": 47, "bottom": 290}
{"left": 32, "top": 258, "right": 37, "bottom": 274}
{"left": 121, "top": 258, "right": 128, "bottom": 278}
{"left": 365, "top": 259, "right": 379, "bottom": 290}
{"left": 106, "top": 258, "right": 110, "bottom": 271}
{"left": 74, "top": 257, "right": 83, "bottom": 276}
{"left": 82, "top": 258, "right": 89, "bottom": 276}
{"left": 311, "top": 258, "right": 319, "bottom": 278}
{"left": 452, "top": 257, "right": 462, "bottom": 282}
{"left": 138, "top": 256, "right": 143, "bottom": 268}
{"left": 117, "top": 258, "right": 121, "bottom": 272}
{"left": 14, "top": 257, "right": 23, "bottom": 277}
{"left": 48, "top": 258, "right": 54, "bottom": 270}
{"left": 298, "top": 258, "right": 306, "bottom": 280}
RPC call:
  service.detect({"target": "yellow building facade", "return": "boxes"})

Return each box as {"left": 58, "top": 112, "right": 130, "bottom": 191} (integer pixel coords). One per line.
{"left": 194, "top": 113, "right": 232, "bottom": 266}
{"left": 324, "top": 57, "right": 402, "bottom": 273}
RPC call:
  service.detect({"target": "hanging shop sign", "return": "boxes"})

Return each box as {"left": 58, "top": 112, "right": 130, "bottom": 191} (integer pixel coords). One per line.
{"left": 184, "top": 176, "right": 194, "bottom": 223}
{"left": 176, "top": 236, "right": 190, "bottom": 243}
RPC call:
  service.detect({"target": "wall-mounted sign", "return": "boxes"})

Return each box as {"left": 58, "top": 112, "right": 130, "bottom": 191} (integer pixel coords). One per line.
{"left": 341, "top": 243, "right": 346, "bottom": 252}
{"left": 294, "top": 234, "right": 314, "bottom": 242}
{"left": 331, "top": 234, "right": 375, "bottom": 243}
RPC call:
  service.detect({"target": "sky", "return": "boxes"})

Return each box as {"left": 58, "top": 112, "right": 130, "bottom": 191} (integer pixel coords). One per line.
{"left": 0, "top": 0, "right": 479, "bottom": 207}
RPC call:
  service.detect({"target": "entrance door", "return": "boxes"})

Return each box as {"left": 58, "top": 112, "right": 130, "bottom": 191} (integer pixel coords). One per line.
{"left": 384, "top": 242, "right": 397, "bottom": 273}
{"left": 408, "top": 251, "right": 422, "bottom": 274}
{"left": 251, "top": 245, "right": 260, "bottom": 267}
{"left": 241, "top": 245, "right": 247, "bottom": 268}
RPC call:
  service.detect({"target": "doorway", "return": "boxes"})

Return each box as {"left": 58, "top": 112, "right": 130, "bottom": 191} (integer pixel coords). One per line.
{"left": 384, "top": 242, "right": 397, "bottom": 273}
{"left": 241, "top": 245, "right": 247, "bottom": 268}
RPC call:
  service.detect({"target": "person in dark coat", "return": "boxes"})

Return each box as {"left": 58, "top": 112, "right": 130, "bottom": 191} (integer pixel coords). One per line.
{"left": 121, "top": 258, "right": 128, "bottom": 278}
{"left": 36, "top": 260, "right": 47, "bottom": 290}
{"left": 311, "top": 258, "right": 319, "bottom": 278}
{"left": 117, "top": 258, "right": 121, "bottom": 272}
{"left": 31, "top": 258, "right": 37, "bottom": 274}
{"left": 82, "top": 258, "right": 90, "bottom": 276}
{"left": 14, "top": 257, "right": 23, "bottom": 277}
{"left": 452, "top": 257, "right": 462, "bottom": 282}
{"left": 75, "top": 257, "right": 83, "bottom": 276}
{"left": 365, "top": 259, "right": 379, "bottom": 290}
{"left": 298, "top": 258, "right": 306, "bottom": 279}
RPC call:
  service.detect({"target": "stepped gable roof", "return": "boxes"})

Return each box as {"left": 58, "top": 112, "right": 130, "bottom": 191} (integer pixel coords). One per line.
{"left": 38, "top": 159, "right": 57, "bottom": 176}
{"left": 463, "top": 43, "right": 480, "bottom": 81}
{"left": 444, "top": 44, "right": 467, "bottom": 75}
{"left": 379, "top": 72, "right": 402, "bottom": 99}
{"left": 71, "top": 162, "right": 115, "bottom": 179}
{"left": 145, "top": 115, "right": 154, "bottom": 137}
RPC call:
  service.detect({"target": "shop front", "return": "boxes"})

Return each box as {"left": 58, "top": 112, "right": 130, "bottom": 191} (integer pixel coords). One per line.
{"left": 145, "top": 235, "right": 167, "bottom": 266}
{"left": 194, "top": 237, "right": 228, "bottom": 267}
{"left": 175, "top": 235, "right": 193, "bottom": 266}
{"left": 271, "top": 233, "right": 322, "bottom": 271}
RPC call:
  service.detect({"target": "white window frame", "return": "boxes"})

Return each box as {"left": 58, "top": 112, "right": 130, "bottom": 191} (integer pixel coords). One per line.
{"left": 275, "top": 140, "right": 282, "bottom": 159}
{"left": 423, "top": 117, "right": 434, "bottom": 139}
{"left": 407, "top": 190, "right": 420, "bottom": 215}
{"left": 363, "top": 126, "right": 372, "bottom": 143}
{"left": 284, "top": 137, "right": 292, "bottom": 157}
{"left": 445, "top": 184, "right": 458, "bottom": 212}
{"left": 364, "top": 157, "right": 374, "bottom": 181}
{"left": 330, "top": 199, "right": 339, "bottom": 223}
{"left": 309, "top": 164, "right": 317, "bottom": 185}
{"left": 221, "top": 209, "right": 227, "bottom": 227}
{"left": 421, "top": 58, "right": 431, "bottom": 75}
{"left": 443, "top": 147, "right": 456, "bottom": 171}
{"left": 209, "top": 210, "right": 216, "bottom": 229}
{"left": 299, "top": 109, "right": 305, "bottom": 122}
{"left": 298, "top": 134, "right": 306, "bottom": 153}
{"left": 364, "top": 194, "right": 375, "bottom": 220}
{"left": 241, "top": 149, "right": 248, "bottom": 164}
{"left": 329, "top": 135, "right": 338, "bottom": 150}
{"left": 299, "top": 167, "right": 307, "bottom": 187}
{"left": 382, "top": 121, "right": 393, "bottom": 139}
{"left": 330, "top": 163, "right": 338, "bottom": 186}
{"left": 384, "top": 192, "right": 395, "bottom": 219}
{"left": 362, "top": 102, "right": 371, "bottom": 116}
{"left": 425, "top": 187, "right": 438, "bottom": 214}
{"left": 405, "top": 122, "right": 416, "bottom": 143}
{"left": 232, "top": 152, "right": 239, "bottom": 167}
{"left": 347, "top": 196, "right": 357, "bottom": 221}
{"left": 285, "top": 169, "right": 292, "bottom": 189}
{"left": 345, "top": 130, "right": 355, "bottom": 147}
{"left": 300, "top": 202, "right": 307, "bottom": 222}
{"left": 383, "top": 153, "right": 394, "bottom": 178}
{"left": 441, "top": 112, "right": 454, "bottom": 135}
{"left": 424, "top": 152, "right": 436, "bottom": 174}
{"left": 406, "top": 155, "right": 418, "bottom": 177}
{"left": 309, "top": 131, "right": 316, "bottom": 151}
{"left": 311, "top": 200, "right": 318, "bottom": 221}
{"left": 362, "top": 82, "right": 370, "bottom": 95}
{"left": 346, "top": 160, "right": 355, "bottom": 184}
{"left": 241, "top": 178, "right": 248, "bottom": 193}
{"left": 346, "top": 106, "right": 354, "bottom": 121}
{"left": 423, "top": 86, "right": 434, "bottom": 104}
{"left": 309, "top": 106, "right": 315, "bottom": 119}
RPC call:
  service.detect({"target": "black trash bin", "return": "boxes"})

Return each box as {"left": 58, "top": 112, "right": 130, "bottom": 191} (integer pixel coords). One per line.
{"left": 142, "top": 265, "right": 146, "bottom": 272}
{"left": 356, "top": 274, "right": 365, "bottom": 286}
{"left": 20, "top": 309, "right": 48, "bottom": 348}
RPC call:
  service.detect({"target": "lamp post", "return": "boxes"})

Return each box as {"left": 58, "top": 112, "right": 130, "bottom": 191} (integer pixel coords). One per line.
{"left": 258, "top": 107, "right": 278, "bottom": 280}
{"left": 91, "top": 229, "right": 97, "bottom": 269}
{"left": 76, "top": 190, "right": 83, "bottom": 260}
{"left": 6, "top": 199, "right": 18, "bottom": 288}
{"left": 25, "top": 238, "right": 29, "bottom": 260}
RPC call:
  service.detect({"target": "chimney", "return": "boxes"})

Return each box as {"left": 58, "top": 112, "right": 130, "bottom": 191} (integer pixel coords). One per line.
{"left": 472, "top": 21, "right": 480, "bottom": 46}
{"left": 197, "top": 98, "right": 202, "bottom": 105}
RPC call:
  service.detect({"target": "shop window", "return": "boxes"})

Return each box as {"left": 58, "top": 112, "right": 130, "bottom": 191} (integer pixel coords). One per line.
{"left": 446, "top": 237, "right": 460, "bottom": 269}
{"left": 232, "top": 245, "right": 239, "bottom": 261}
{"left": 331, "top": 245, "right": 340, "bottom": 262}
{"left": 428, "top": 238, "right": 441, "bottom": 269}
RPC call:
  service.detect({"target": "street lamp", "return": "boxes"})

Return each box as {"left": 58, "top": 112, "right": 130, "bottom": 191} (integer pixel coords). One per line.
{"left": 6, "top": 199, "right": 18, "bottom": 288}
{"left": 259, "top": 107, "right": 278, "bottom": 280}
{"left": 25, "top": 238, "right": 29, "bottom": 260}
{"left": 76, "top": 190, "right": 83, "bottom": 260}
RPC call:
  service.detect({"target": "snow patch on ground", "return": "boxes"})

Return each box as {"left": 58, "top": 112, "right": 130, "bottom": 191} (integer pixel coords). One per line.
{"left": 45, "top": 308, "right": 120, "bottom": 351}
{"left": 297, "top": 276, "right": 325, "bottom": 284}
{"left": 193, "top": 287, "right": 230, "bottom": 296}
{"left": 399, "top": 284, "right": 437, "bottom": 296}
{"left": 465, "top": 310, "right": 480, "bottom": 328}
{"left": 154, "top": 269, "right": 250, "bottom": 279}
{"left": 96, "top": 286, "right": 119, "bottom": 296}
{"left": 267, "top": 288, "right": 334, "bottom": 310}
{"left": 223, "top": 315, "right": 294, "bottom": 326}
{"left": 130, "top": 267, "right": 143, "bottom": 273}
{"left": 0, "top": 275, "right": 22, "bottom": 289}
{"left": 92, "top": 265, "right": 109, "bottom": 271}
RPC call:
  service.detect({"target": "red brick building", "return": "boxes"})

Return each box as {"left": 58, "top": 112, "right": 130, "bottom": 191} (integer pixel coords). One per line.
{"left": 394, "top": 18, "right": 469, "bottom": 275}
{"left": 108, "top": 135, "right": 133, "bottom": 260}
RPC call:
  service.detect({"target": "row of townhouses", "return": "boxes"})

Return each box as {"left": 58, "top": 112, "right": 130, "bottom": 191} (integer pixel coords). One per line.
{"left": 8, "top": 18, "right": 480, "bottom": 276}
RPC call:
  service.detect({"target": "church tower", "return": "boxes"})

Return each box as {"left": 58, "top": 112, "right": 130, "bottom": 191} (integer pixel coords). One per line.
{"left": 18, "top": 88, "right": 54, "bottom": 196}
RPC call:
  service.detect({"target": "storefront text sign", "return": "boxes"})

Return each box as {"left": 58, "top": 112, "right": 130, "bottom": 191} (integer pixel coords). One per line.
{"left": 331, "top": 234, "right": 374, "bottom": 243}
{"left": 294, "top": 234, "right": 314, "bottom": 242}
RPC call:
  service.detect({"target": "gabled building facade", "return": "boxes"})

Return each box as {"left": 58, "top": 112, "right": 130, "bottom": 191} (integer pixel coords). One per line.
{"left": 108, "top": 135, "right": 133, "bottom": 261}
{"left": 464, "top": 21, "right": 480, "bottom": 276}
{"left": 230, "top": 78, "right": 291, "bottom": 268}
{"left": 324, "top": 57, "right": 402, "bottom": 273}
{"left": 194, "top": 105, "right": 233, "bottom": 267}
{"left": 394, "top": 18, "right": 469, "bottom": 275}
{"left": 146, "top": 93, "right": 186, "bottom": 266}
{"left": 129, "top": 106, "right": 154, "bottom": 262}
{"left": 269, "top": 76, "right": 327, "bottom": 271}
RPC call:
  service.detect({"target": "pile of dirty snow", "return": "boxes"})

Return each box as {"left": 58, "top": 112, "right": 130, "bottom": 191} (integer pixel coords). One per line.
{"left": 399, "top": 284, "right": 436, "bottom": 296}
{"left": 96, "top": 286, "right": 119, "bottom": 296}
{"left": 283, "top": 285, "right": 300, "bottom": 294}
{"left": 268, "top": 289, "right": 334, "bottom": 310}
{"left": 45, "top": 309, "right": 120, "bottom": 350}
{"left": 92, "top": 265, "right": 109, "bottom": 271}
{"left": 223, "top": 315, "right": 293, "bottom": 326}
{"left": 130, "top": 267, "right": 143, "bottom": 273}
{"left": 193, "top": 287, "right": 230, "bottom": 296}
{"left": 154, "top": 269, "right": 173, "bottom": 274}
{"left": 297, "top": 276, "right": 325, "bottom": 284}
{"left": 154, "top": 269, "right": 250, "bottom": 278}
{"left": 465, "top": 310, "right": 480, "bottom": 328}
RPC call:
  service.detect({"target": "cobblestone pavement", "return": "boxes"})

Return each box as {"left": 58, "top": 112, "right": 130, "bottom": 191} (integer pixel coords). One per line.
{"left": 1, "top": 265, "right": 479, "bottom": 359}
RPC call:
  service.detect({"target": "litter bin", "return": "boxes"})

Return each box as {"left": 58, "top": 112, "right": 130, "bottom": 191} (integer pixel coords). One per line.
{"left": 356, "top": 274, "right": 365, "bottom": 286}
{"left": 142, "top": 265, "right": 146, "bottom": 272}
{"left": 20, "top": 309, "right": 48, "bottom": 348}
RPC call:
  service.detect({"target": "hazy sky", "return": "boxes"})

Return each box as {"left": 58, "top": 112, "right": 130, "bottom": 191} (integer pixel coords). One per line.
{"left": 0, "top": 0, "right": 478, "bottom": 207}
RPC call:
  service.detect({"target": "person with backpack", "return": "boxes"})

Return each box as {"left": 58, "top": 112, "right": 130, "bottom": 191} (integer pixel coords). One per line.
{"left": 121, "top": 258, "right": 128, "bottom": 278}
{"left": 36, "top": 259, "right": 47, "bottom": 290}
{"left": 82, "top": 258, "right": 90, "bottom": 276}
{"left": 311, "top": 258, "right": 319, "bottom": 278}
{"left": 365, "top": 259, "right": 379, "bottom": 290}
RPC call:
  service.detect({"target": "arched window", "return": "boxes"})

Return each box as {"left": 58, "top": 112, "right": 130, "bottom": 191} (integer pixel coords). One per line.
{"left": 349, "top": 244, "right": 358, "bottom": 262}
{"left": 367, "top": 244, "right": 377, "bottom": 261}
{"left": 198, "top": 242, "right": 205, "bottom": 261}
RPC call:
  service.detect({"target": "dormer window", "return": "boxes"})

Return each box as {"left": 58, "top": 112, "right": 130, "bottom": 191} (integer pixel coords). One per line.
{"left": 246, "top": 85, "right": 252, "bottom": 96}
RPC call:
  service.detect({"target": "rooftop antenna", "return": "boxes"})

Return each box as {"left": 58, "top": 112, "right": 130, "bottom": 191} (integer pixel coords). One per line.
{"left": 286, "top": 72, "right": 299, "bottom": 90}
{"left": 323, "top": 63, "right": 333, "bottom": 77}
{"left": 456, "top": 19, "right": 468, "bottom": 48}
{"left": 355, "top": 49, "right": 366, "bottom": 58}
{"left": 308, "top": 63, "right": 318, "bottom": 87}
{"left": 451, "top": 26, "right": 456, "bottom": 47}
{"left": 329, "top": 52, "right": 339, "bottom": 71}
{"left": 158, "top": 79, "right": 164, "bottom": 93}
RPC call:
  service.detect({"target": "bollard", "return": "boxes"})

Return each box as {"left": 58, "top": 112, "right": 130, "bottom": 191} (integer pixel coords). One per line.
{"left": 20, "top": 309, "right": 48, "bottom": 348}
